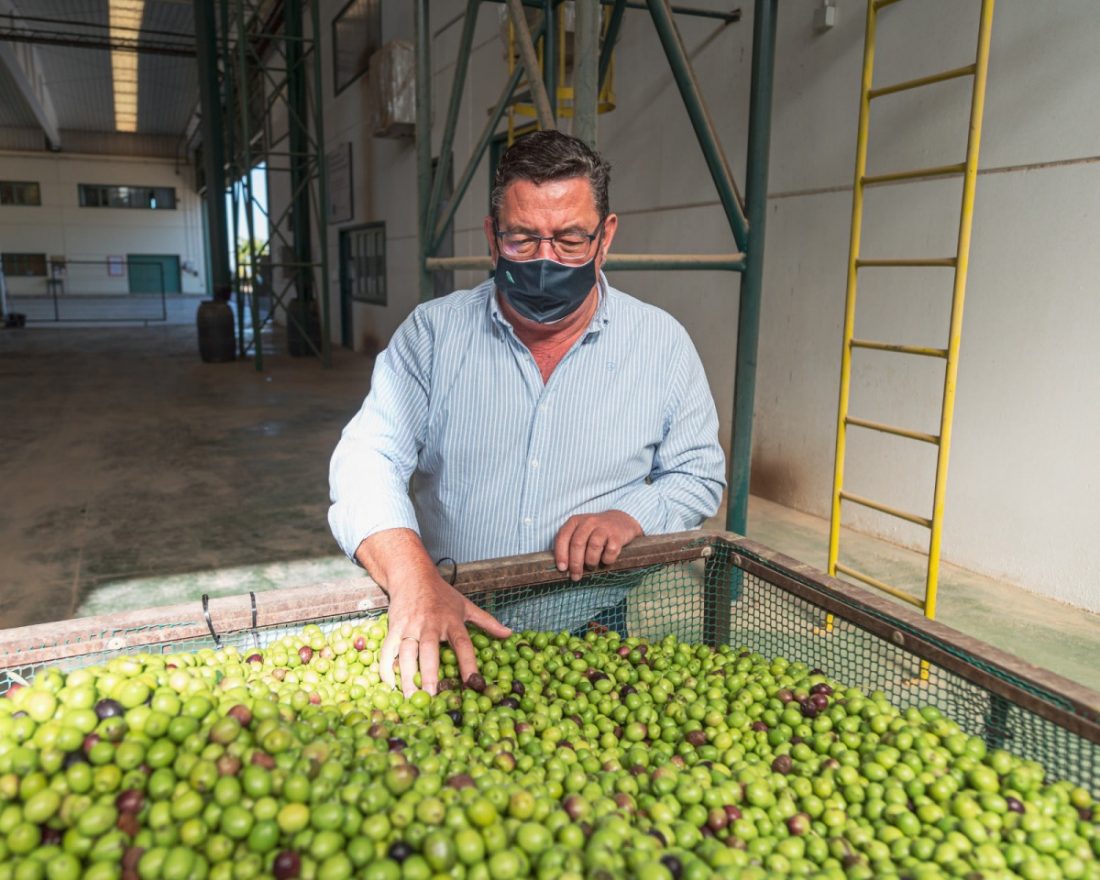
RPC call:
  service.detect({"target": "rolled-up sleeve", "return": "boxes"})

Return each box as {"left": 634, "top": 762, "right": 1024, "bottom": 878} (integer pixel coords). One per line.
{"left": 328, "top": 311, "right": 432, "bottom": 562}
{"left": 611, "top": 333, "right": 726, "bottom": 534}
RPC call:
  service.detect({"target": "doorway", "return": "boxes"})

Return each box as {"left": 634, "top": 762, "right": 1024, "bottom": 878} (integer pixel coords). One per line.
{"left": 127, "top": 255, "right": 181, "bottom": 294}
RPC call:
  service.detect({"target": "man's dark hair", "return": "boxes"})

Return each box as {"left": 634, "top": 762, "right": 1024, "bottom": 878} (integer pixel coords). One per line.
{"left": 491, "top": 129, "right": 611, "bottom": 221}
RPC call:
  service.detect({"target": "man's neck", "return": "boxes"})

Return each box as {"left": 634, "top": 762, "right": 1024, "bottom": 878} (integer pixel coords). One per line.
{"left": 498, "top": 285, "right": 599, "bottom": 348}
{"left": 498, "top": 286, "right": 600, "bottom": 382}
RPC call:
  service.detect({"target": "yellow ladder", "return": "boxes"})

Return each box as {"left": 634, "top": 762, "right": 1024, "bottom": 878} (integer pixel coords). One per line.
{"left": 827, "top": 0, "right": 996, "bottom": 625}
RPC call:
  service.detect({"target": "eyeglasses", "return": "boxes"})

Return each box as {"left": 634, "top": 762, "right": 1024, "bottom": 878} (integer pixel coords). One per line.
{"left": 494, "top": 220, "right": 603, "bottom": 262}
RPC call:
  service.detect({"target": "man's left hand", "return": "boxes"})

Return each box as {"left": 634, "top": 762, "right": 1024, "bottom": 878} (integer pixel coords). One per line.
{"left": 554, "top": 510, "right": 643, "bottom": 582}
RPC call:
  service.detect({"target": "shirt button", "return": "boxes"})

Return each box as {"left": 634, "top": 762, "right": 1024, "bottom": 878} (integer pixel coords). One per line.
{"left": 530, "top": 458, "right": 539, "bottom": 469}
{"left": 523, "top": 516, "right": 533, "bottom": 526}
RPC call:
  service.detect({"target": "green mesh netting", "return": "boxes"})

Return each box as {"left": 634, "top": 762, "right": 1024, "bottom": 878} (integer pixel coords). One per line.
{"left": 2, "top": 541, "right": 1097, "bottom": 794}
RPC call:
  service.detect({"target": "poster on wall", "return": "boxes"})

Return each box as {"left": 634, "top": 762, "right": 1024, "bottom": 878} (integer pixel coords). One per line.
{"left": 107, "top": 256, "right": 124, "bottom": 277}
{"left": 326, "top": 143, "right": 353, "bottom": 225}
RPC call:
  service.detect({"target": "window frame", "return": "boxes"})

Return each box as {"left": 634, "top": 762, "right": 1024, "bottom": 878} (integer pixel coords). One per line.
{"left": 332, "top": 0, "right": 381, "bottom": 97}
{"left": 0, "top": 181, "right": 41, "bottom": 206}
{"left": 78, "top": 184, "right": 177, "bottom": 210}
{"left": 341, "top": 222, "right": 387, "bottom": 306}
{"left": 1, "top": 253, "right": 48, "bottom": 276}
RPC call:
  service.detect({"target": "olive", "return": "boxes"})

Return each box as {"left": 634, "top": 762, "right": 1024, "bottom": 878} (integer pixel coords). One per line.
{"left": 447, "top": 709, "right": 463, "bottom": 726}
{"left": 464, "top": 673, "right": 487, "bottom": 693}
{"left": 772, "top": 754, "right": 793, "bottom": 774}
{"left": 273, "top": 850, "right": 301, "bottom": 879}
{"left": 660, "top": 854, "right": 683, "bottom": 880}
{"left": 1006, "top": 796, "right": 1026, "bottom": 814}
{"left": 297, "top": 646, "right": 313, "bottom": 664}
{"left": 387, "top": 841, "right": 414, "bottom": 863}
{"left": 511, "top": 681, "right": 525, "bottom": 696}
{"left": 95, "top": 698, "right": 124, "bottom": 719}
{"left": 116, "top": 789, "right": 144, "bottom": 814}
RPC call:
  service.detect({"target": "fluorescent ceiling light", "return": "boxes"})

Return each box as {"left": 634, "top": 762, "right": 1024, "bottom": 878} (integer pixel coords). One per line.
{"left": 109, "top": 0, "right": 145, "bottom": 132}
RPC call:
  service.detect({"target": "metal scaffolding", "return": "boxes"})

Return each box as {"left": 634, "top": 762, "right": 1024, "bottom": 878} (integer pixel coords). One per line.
{"left": 197, "top": 0, "right": 331, "bottom": 369}
{"left": 414, "top": 0, "right": 778, "bottom": 537}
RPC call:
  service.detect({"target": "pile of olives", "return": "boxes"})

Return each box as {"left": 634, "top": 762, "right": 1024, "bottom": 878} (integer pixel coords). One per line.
{"left": 0, "top": 619, "right": 1097, "bottom": 880}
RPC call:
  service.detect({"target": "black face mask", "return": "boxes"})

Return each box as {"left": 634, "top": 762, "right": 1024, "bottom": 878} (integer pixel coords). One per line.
{"left": 494, "top": 254, "right": 597, "bottom": 324}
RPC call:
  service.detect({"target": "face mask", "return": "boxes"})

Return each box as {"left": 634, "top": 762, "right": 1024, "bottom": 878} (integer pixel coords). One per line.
{"left": 494, "top": 254, "right": 597, "bottom": 324}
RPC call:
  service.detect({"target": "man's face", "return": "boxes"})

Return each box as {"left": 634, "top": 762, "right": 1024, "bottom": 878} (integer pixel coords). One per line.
{"left": 484, "top": 176, "right": 618, "bottom": 273}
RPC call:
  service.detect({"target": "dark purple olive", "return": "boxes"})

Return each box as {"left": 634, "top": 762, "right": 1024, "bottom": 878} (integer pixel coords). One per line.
{"left": 497, "top": 697, "right": 519, "bottom": 710}
{"left": 685, "top": 730, "right": 707, "bottom": 747}
{"left": 63, "top": 750, "right": 88, "bottom": 769}
{"left": 1006, "top": 796, "right": 1026, "bottom": 814}
{"left": 707, "top": 807, "right": 729, "bottom": 831}
{"left": 511, "top": 681, "right": 525, "bottom": 696}
{"left": 620, "top": 685, "right": 637, "bottom": 698}
{"left": 11, "top": 711, "right": 26, "bottom": 719}
{"left": 751, "top": 721, "right": 769, "bottom": 732}
{"left": 387, "top": 737, "right": 407, "bottom": 752}
{"left": 810, "top": 668, "right": 825, "bottom": 676}
{"left": 724, "top": 804, "right": 742, "bottom": 820}
{"left": 772, "top": 754, "right": 793, "bottom": 775}
{"left": 563, "top": 795, "right": 587, "bottom": 820}
{"left": 39, "top": 826, "right": 62, "bottom": 847}
{"left": 660, "top": 855, "right": 683, "bottom": 880}
{"left": 810, "top": 683, "right": 833, "bottom": 696}
{"left": 800, "top": 700, "right": 819, "bottom": 719}
{"left": 438, "top": 678, "right": 459, "bottom": 692}
{"left": 446, "top": 773, "right": 475, "bottom": 790}
{"left": 464, "top": 673, "right": 487, "bottom": 693}
{"left": 647, "top": 829, "right": 667, "bottom": 846}
{"left": 447, "top": 710, "right": 463, "bottom": 726}
{"left": 95, "top": 699, "right": 124, "bottom": 720}
{"left": 573, "top": 650, "right": 585, "bottom": 659}
{"left": 387, "top": 842, "right": 413, "bottom": 863}
{"left": 273, "top": 851, "right": 301, "bottom": 880}
{"left": 116, "top": 789, "right": 144, "bottom": 814}
{"left": 790, "top": 735, "right": 804, "bottom": 745}
{"left": 809, "top": 692, "right": 830, "bottom": 711}
{"left": 776, "top": 688, "right": 795, "bottom": 703}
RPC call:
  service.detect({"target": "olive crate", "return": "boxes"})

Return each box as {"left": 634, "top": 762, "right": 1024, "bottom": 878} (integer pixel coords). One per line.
{"left": 2, "top": 531, "right": 1098, "bottom": 796}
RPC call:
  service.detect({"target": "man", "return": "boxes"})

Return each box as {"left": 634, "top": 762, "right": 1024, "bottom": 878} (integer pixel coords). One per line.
{"left": 329, "top": 130, "right": 725, "bottom": 697}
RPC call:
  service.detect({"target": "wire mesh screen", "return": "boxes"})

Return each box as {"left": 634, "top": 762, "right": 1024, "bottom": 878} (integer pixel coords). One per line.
{"left": 2, "top": 536, "right": 1096, "bottom": 796}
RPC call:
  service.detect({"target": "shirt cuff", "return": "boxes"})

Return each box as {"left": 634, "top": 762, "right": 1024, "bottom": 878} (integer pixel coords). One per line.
{"left": 328, "top": 498, "right": 421, "bottom": 565}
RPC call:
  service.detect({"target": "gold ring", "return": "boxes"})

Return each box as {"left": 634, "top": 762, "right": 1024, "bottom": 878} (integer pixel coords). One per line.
{"left": 401, "top": 637, "right": 419, "bottom": 643}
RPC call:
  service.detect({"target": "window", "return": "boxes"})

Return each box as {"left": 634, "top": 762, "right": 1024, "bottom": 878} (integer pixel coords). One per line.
{"left": 0, "top": 182, "right": 41, "bottom": 206}
{"left": 78, "top": 184, "right": 177, "bottom": 209}
{"left": 342, "top": 223, "right": 386, "bottom": 305}
{"left": 1, "top": 253, "right": 48, "bottom": 276}
{"left": 333, "top": 0, "right": 381, "bottom": 95}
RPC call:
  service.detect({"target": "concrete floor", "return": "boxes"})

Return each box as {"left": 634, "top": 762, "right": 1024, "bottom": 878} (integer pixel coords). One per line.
{"left": 2, "top": 322, "right": 1098, "bottom": 693}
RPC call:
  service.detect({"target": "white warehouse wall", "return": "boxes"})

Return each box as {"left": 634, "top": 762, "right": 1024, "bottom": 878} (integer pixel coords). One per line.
{"left": 0, "top": 151, "right": 206, "bottom": 296}
{"left": 316, "top": 1, "right": 1099, "bottom": 611}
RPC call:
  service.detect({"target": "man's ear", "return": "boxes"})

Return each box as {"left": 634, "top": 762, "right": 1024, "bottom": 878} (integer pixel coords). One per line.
{"left": 599, "top": 213, "right": 618, "bottom": 261}
{"left": 483, "top": 216, "right": 498, "bottom": 261}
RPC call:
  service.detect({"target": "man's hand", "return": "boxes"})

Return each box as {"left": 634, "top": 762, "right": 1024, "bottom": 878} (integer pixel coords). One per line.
{"left": 554, "top": 510, "right": 643, "bottom": 582}
{"left": 356, "top": 529, "right": 511, "bottom": 697}
{"left": 378, "top": 575, "right": 511, "bottom": 697}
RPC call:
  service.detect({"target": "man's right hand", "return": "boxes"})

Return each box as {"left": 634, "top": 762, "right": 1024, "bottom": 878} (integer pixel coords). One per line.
{"left": 355, "top": 529, "right": 511, "bottom": 697}
{"left": 378, "top": 573, "right": 511, "bottom": 697}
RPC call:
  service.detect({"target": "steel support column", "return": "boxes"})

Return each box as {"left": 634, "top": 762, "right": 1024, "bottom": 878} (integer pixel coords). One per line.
{"left": 573, "top": 0, "right": 600, "bottom": 148}
{"left": 727, "top": 0, "right": 778, "bottom": 535}
{"left": 194, "top": 0, "right": 230, "bottom": 302}
{"left": 415, "top": 0, "right": 434, "bottom": 302}
{"left": 645, "top": 0, "right": 748, "bottom": 252}
{"left": 285, "top": 0, "right": 312, "bottom": 302}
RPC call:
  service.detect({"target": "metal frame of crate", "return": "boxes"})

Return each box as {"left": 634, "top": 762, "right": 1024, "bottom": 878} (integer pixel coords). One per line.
{"left": 2, "top": 531, "right": 1098, "bottom": 794}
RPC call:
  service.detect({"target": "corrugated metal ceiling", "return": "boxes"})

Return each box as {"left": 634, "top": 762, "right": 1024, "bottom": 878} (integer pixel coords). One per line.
{"left": 1, "top": 0, "right": 198, "bottom": 140}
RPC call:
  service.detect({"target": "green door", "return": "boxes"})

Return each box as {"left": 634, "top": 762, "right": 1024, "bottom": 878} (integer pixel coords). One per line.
{"left": 127, "top": 254, "right": 181, "bottom": 294}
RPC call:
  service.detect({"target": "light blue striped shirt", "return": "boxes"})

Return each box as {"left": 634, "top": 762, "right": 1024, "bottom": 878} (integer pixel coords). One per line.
{"left": 328, "top": 276, "right": 726, "bottom": 570}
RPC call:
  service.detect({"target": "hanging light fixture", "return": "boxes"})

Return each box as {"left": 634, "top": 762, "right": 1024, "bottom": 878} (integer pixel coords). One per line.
{"left": 109, "top": 0, "right": 145, "bottom": 132}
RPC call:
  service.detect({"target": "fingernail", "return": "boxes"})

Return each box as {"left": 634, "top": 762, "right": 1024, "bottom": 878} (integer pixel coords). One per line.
{"left": 557, "top": 562, "right": 567, "bottom": 571}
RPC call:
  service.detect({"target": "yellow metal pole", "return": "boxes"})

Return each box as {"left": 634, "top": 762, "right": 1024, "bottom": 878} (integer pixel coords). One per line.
{"left": 827, "top": 0, "right": 878, "bottom": 596}
{"left": 924, "top": 0, "right": 996, "bottom": 622}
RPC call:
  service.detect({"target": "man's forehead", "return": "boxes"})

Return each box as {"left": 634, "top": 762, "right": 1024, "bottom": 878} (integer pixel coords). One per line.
{"left": 500, "top": 176, "right": 598, "bottom": 216}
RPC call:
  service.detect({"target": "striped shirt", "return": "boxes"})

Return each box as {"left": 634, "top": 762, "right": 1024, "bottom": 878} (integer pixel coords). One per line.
{"left": 328, "top": 276, "right": 726, "bottom": 567}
